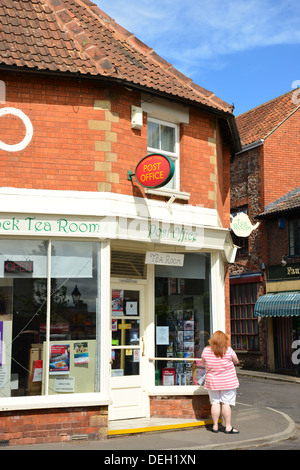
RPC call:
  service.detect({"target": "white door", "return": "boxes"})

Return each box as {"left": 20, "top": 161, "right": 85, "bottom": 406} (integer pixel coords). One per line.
{"left": 109, "top": 283, "right": 148, "bottom": 420}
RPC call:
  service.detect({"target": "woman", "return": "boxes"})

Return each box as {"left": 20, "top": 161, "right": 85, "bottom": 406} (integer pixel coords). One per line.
{"left": 201, "top": 330, "right": 239, "bottom": 434}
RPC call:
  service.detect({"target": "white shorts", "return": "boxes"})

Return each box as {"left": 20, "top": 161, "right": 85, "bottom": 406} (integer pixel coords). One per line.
{"left": 208, "top": 389, "right": 237, "bottom": 406}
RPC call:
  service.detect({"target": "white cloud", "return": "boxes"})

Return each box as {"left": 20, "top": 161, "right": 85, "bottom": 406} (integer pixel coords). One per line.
{"left": 96, "top": 0, "right": 300, "bottom": 76}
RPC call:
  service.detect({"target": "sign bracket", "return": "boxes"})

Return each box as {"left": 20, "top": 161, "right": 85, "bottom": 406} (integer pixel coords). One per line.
{"left": 127, "top": 170, "right": 135, "bottom": 181}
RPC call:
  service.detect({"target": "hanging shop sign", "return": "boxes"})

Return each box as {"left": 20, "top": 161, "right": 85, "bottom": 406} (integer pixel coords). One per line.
{"left": 230, "top": 212, "right": 260, "bottom": 237}
{"left": 128, "top": 153, "right": 175, "bottom": 189}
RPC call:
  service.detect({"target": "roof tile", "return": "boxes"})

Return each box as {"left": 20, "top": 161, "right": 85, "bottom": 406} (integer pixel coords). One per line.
{"left": 236, "top": 90, "right": 300, "bottom": 146}
{"left": 259, "top": 187, "right": 300, "bottom": 217}
{"left": 0, "top": 0, "right": 234, "bottom": 115}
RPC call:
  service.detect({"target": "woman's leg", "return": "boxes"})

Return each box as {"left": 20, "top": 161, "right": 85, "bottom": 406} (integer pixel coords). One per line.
{"left": 211, "top": 403, "right": 221, "bottom": 431}
{"left": 221, "top": 403, "right": 232, "bottom": 431}
{"left": 222, "top": 403, "right": 239, "bottom": 432}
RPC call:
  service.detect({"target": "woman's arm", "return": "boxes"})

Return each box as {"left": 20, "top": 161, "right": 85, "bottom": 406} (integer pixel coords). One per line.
{"left": 232, "top": 351, "right": 239, "bottom": 365}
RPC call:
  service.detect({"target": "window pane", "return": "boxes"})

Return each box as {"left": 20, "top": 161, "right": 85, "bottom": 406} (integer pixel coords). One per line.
{"left": 161, "top": 125, "right": 175, "bottom": 153}
{"left": 289, "top": 218, "right": 300, "bottom": 256}
{"left": 148, "top": 121, "right": 159, "bottom": 149}
{"left": 154, "top": 254, "right": 210, "bottom": 386}
{"left": 47, "top": 241, "right": 100, "bottom": 395}
{"left": 0, "top": 240, "right": 48, "bottom": 397}
{"left": 241, "top": 305, "right": 246, "bottom": 318}
{"left": 111, "top": 290, "right": 141, "bottom": 377}
{"left": 111, "top": 349, "right": 139, "bottom": 376}
{"left": 230, "top": 282, "right": 259, "bottom": 351}
{"left": 247, "top": 304, "right": 252, "bottom": 318}
{"left": 112, "top": 319, "right": 140, "bottom": 346}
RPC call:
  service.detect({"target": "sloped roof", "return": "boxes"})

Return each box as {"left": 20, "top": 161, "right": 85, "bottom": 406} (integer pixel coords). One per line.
{"left": 236, "top": 89, "right": 300, "bottom": 146}
{"left": 0, "top": 0, "right": 234, "bottom": 117}
{"left": 258, "top": 186, "right": 300, "bottom": 218}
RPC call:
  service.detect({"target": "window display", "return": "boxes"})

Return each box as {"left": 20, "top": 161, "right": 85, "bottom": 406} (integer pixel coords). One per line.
{"left": 0, "top": 239, "right": 101, "bottom": 398}
{"left": 155, "top": 254, "right": 211, "bottom": 386}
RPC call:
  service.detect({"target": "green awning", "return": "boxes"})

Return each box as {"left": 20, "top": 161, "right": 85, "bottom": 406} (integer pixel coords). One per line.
{"left": 254, "top": 292, "right": 300, "bottom": 317}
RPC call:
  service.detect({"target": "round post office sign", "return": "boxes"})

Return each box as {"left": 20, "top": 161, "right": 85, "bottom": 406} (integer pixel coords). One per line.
{"left": 134, "top": 153, "right": 175, "bottom": 189}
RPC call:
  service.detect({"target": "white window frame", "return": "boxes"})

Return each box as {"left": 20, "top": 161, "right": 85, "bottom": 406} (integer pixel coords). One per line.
{"left": 0, "top": 239, "right": 111, "bottom": 412}
{"left": 147, "top": 117, "right": 180, "bottom": 191}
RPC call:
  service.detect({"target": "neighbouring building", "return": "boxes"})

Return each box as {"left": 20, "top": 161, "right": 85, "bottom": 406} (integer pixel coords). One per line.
{"left": 230, "top": 89, "right": 300, "bottom": 373}
{"left": 255, "top": 188, "right": 300, "bottom": 376}
{"left": 0, "top": 0, "right": 240, "bottom": 445}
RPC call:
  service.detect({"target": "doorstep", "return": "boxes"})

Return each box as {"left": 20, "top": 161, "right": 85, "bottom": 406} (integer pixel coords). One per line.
{"left": 108, "top": 417, "right": 213, "bottom": 437}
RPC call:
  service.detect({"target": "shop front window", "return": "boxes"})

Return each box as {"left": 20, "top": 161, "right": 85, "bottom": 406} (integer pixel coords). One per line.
{"left": 154, "top": 254, "right": 211, "bottom": 386}
{"left": 0, "top": 239, "right": 101, "bottom": 398}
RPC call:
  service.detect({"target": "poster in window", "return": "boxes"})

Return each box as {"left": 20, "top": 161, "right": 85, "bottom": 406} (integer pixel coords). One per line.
{"left": 112, "top": 319, "right": 118, "bottom": 331}
{"left": 74, "top": 342, "right": 89, "bottom": 365}
{"left": 112, "top": 290, "right": 124, "bottom": 315}
{"left": 162, "top": 368, "right": 175, "bottom": 385}
{"left": 126, "top": 301, "right": 138, "bottom": 315}
{"left": 156, "top": 326, "right": 169, "bottom": 345}
{"left": 32, "top": 359, "right": 43, "bottom": 382}
{"left": 183, "top": 320, "right": 194, "bottom": 331}
{"left": 49, "top": 344, "right": 70, "bottom": 375}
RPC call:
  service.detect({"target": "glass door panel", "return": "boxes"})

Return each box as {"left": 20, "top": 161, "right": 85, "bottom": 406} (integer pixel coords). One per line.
{"left": 111, "top": 289, "right": 140, "bottom": 377}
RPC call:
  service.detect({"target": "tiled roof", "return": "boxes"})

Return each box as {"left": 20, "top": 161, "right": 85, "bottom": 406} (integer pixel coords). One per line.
{"left": 0, "top": 0, "right": 234, "bottom": 116}
{"left": 236, "top": 90, "right": 300, "bottom": 146}
{"left": 258, "top": 187, "right": 300, "bottom": 218}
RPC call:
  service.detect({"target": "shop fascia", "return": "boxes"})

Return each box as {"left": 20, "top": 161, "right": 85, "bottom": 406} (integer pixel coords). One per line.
{"left": 0, "top": 188, "right": 236, "bottom": 258}
{"left": 0, "top": 212, "right": 202, "bottom": 248}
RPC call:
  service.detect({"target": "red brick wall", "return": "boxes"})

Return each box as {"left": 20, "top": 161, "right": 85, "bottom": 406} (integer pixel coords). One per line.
{"left": 0, "top": 406, "right": 108, "bottom": 446}
{"left": 0, "top": 72, "right": 231, "bottom": 219}
{"left": 150, "top": 395, "right": 211, "bottom": 420}
{"left": 263, "top": 109, "right": 300, "bottom": 208}
{"left": 181, "top": 111, "right": 216, "bottom": 208}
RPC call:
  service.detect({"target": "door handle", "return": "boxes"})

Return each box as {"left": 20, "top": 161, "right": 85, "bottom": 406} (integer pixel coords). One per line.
{"left": 141, "top": 337, "right": 145, "bottom": 356}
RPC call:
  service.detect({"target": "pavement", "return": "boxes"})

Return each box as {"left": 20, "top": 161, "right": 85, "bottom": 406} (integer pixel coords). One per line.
{"left": 3, "top": 369, "right": 299, "bottom": 451}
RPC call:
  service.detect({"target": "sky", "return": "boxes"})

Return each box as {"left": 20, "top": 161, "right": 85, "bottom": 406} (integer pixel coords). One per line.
{"left": 95, "top": 0, "right": 300, "bottom": 116}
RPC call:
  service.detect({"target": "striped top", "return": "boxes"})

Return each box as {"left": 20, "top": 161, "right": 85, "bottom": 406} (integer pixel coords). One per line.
{"left": 201, "top": 346, "right": 239, "bottom": 391}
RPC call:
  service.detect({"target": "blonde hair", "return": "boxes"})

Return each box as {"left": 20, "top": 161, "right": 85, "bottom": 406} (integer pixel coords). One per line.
{"left": 209, "top": 330, "right": 229, "bottom": 358}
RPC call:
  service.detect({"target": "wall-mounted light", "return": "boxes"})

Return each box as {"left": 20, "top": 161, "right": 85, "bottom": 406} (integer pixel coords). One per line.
{"left": 281, "top": 256, "right": 288, "bottom": 267}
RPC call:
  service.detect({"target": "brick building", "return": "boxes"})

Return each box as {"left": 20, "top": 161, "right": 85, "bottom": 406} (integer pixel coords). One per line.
{"left": 0, "top": 0, "right": 240, "bottom": 445}
{"left": 255, "top": 188, "right": 300, "bottom": 375}
{"left": 230, "top": 90, "right": 300, "bottom": 372}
